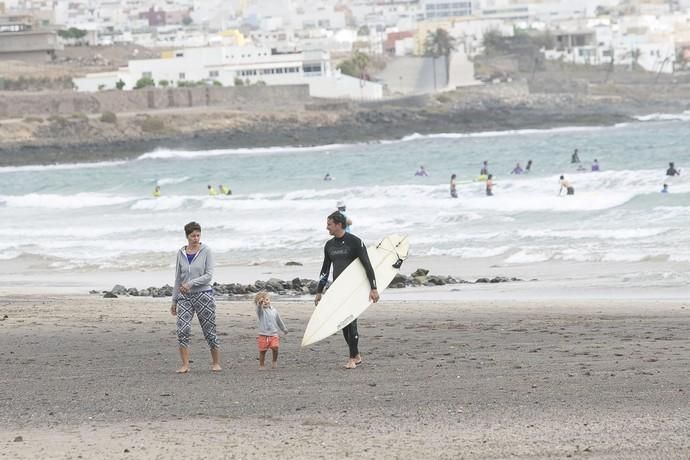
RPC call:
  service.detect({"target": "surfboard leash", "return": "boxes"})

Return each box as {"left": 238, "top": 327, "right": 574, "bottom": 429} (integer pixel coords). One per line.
{"left": 376, "top": 236, "right": 408, "bottom": 269}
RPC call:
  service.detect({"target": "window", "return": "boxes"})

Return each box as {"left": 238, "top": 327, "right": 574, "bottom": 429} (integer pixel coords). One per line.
{"left": 209, "top": 70, "right": 219, "bottom": 77}
{"left": 142, "top": 71, "right": 152, "bottom": 78}
{"left": 179, "top": 72, "right": 185, "bottom": 79}
{"left": 176, "top": 52, "right": 184, "bottom": 57}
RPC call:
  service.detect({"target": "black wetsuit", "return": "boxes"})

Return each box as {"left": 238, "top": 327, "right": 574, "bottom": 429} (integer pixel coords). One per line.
{"left": 667, "top": 167, "right": 680, "bottom": 176}
{"left": 317, "top": 232, "right": 377, "bottom": 358}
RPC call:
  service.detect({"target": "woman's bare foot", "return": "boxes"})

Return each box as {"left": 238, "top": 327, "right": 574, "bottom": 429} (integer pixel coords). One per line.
{"left": 211, "top": 363, "right": 222, "bottom": 372}
{"left": 271, "top": 362, "right": 278, "bottom": 369}
{"left": 176, "top": 366, "right": 190, "bottom": 374}
{"left": 354, "top": 354, "right": 363, "bottom": 366}
{"left": 344, "top": 359, "right": 357, "bottom": 369}
{"left": 258, "top": 365, "right": 266, "bottom": 370}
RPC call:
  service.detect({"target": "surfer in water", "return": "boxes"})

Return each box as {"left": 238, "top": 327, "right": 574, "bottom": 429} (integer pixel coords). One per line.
{"left": 450, "top": 174, "right": 458, "bottom": 198}
{"left": 559, "top": 175, "right": 575, "bottom": 195}
{"left": 315, "top": 211, "right": 379, "bottom": 369}
{"left": 666, "top": 162, "right": 680, "bottom": 176}
{"left": 571, "top": 149, "right": 580, "bottom": 163}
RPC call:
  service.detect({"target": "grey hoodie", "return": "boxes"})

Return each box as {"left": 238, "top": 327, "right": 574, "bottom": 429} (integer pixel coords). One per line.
{"left": 172, "top": 244, "right": 214, "bottom": 302}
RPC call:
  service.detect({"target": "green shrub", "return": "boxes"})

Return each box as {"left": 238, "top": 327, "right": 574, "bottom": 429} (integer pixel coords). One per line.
{"left": 234, "top": 77, "right": 244, "bottom": 86}
{"left": 138, "top": 117, "right": 166, "bottom": 133}
{"left": 134, "top": 76, "right": 155, "bottom": 89}
{"left": 158, "top": 79, "right": 169, "bottom": 87}
{"left": 100, "top": 111, "right": 117, "bottom": 123}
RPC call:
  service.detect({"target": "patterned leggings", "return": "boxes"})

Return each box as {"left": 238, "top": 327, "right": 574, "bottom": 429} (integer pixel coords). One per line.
{"left": 176, "top": 291, "right": 220, "bottom": 349}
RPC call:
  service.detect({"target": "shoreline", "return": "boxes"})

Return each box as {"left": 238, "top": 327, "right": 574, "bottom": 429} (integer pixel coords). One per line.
{"left": 0, "top": 86, "right": 650, "bottom": 167}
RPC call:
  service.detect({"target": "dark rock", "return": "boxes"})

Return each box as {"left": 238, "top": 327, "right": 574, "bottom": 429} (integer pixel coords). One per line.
{"left": 285, "top": 261, "right": 303, "bottom": 266}
{"left": 13, "top": 436, "right": 22, "bottom": 442}
{"left": 411, "top": 268, "right": 429, "bottom": 277}
{"left": 391, "top": 273, "right": 408, "bottom": 285}
{"left": 103, "top": 292, "right": 118, "bottom": 298}
{"left": 475, "top": 278, "right": 490, "bottom": 283}
{"left": 89, "top": 290, "right": 99, "bottom": 294}
{"left": 490, "top": 276, "right": 510, "bottom": 283}
{"left": 291, "top": 277, "right": 303, "bottom": 289}
{"left": 111, "top": 284, "right": 127, "bottom": 295}
{"left": 127, "top": 288, "right": 139, "bottom": 296}
{"left": 426, "top": 275, "right": 446, "bottom": 286}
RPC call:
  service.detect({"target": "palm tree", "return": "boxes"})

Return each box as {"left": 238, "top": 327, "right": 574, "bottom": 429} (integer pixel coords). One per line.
{"left": 424, "top": 28, "right": 457, "bottom": 90}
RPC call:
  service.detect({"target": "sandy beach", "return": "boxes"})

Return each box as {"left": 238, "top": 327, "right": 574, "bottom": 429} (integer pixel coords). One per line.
{"left": 1, "top": 292, "right": 687, "bottom": 459}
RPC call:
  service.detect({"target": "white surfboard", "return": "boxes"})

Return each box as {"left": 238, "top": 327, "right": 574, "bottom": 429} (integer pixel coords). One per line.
{"left": 301, "top": 234, "right": 410, "bottom": 347}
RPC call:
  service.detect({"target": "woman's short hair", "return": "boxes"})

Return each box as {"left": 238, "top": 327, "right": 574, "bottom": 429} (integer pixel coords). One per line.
{"left": 184, "top": 221, "right": 201, "bottom": 236}
{"left": 328, "top": 211, "right": 347, "bottom": 229}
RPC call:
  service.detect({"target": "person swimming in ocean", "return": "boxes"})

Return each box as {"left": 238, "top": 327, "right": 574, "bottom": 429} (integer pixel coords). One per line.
{"left": 207, "top": 185, "right": 218, "bottom": 196}
{"left": 525, "top": 160, "right": 533, "bottom": 173}
{"left": 511, "top": 163, "right": 523, "bottom": 175}
{"left": 661, "top": 183, "right": 669, "bottom": 193}
{"left": 559, "top": 175, "right": 575, "bottom": 195}
{"left": 219, "top": 184, "right": 232, "bottom": 195}
{"left": 324, "top": 172, "right": 334, "bottom": 181}
{"left": 450, "top": 174, "right": 458, "bottom": 198}
{"left": 415, "top": 165, "right": 428, "bottom": 176}
{"left": 571, "top": 149, "right": 580, "bottom": 163}
{"left": 153, "top": 185, "right": 161, "bottom": 197}
{"left": 666, "top": 162, "right": 680, "bottom": 176}
{"left": 591, "top": 159, "right": 600, "bottom": 172}
{"left": 485, "top": 174, "right": 494, "bottom": 196}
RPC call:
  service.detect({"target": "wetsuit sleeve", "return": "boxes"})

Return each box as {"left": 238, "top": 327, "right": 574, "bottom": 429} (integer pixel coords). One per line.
{"left": 356, "top": 240, "right": 377, "bottom": 290}
{"left": 172, "top": 253, "right": 181, "bottom": 302}
{"left": 190, "top": 247, "right": 214, "bottom": 286}
{"left": 317, "top": 245, "right": 332, "bottom": 294}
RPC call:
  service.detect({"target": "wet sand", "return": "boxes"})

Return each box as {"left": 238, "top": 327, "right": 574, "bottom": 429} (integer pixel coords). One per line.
{"left": 0, "top": 295, "right": 688, "bottom": 459}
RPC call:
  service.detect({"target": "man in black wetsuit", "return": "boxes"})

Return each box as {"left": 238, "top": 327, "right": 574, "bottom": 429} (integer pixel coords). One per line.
{"left": 666, "top": 162, "right": 680, "bottom": 176}
{"left": 314, "top": 211, "right": 379, "bottom": 369}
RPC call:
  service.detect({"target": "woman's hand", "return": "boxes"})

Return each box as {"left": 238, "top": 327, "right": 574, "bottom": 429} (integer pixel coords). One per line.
{"left": 170, "top": 303, "right": 177, "bottom": 316}
{"left": 180, "top": 282, "right": 192, "bottom": 294}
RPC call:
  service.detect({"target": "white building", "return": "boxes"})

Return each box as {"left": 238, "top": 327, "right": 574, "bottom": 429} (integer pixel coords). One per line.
{"left": 73, "top": 45, "right": 383, "bottom": 100}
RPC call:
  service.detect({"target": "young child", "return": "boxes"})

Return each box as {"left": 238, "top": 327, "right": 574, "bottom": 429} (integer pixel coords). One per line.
{"left": 254, "top": 291, "right": 288, "bottom": 369}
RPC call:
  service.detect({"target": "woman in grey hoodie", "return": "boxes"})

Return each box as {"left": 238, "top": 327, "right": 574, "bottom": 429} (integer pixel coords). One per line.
{"left": 170, "top": 221, "right": 221, "bottom": 373}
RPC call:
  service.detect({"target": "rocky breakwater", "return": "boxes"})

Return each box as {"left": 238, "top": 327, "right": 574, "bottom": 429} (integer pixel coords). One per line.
{"left": 96, "top": 268, "right": 524, "bottom": 298}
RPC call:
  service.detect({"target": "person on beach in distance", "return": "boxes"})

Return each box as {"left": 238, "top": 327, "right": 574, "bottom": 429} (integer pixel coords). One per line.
{"left": 207, "top": 185, "right": 218, "bottom": 196}
{"left": 571, "top": 149, "right": 580, "bottom": 163}
{"left": 591, "top": 159, "right": 600, "bottom": 172}
{"left": 559, "top": 175, "right": 575, "bottom": 195}
{"left": 170, "top": 221, "right": 221, "bottom": 373}
{"left": 661, "top": 183, "right": 669, "bottom": 193}
{"left": 666, "top": 162, "right": 680, "bottom": 176}
{"left": 254, "top": 291, "right": 288, "bottom": 370}
{"left": 525, "top": 160, "right": 533, "bottom": 173}
{"left": 415, "top": 165, "right": 428, "bottom": 176}
{"left": 324, "top": 172, "right": 333, "bottom": 181}
{"left": 450, "top": 174, "right": 458, "bottom": 198}
{"left": 336, "top": 200, "right": 352, "bottom": 232}
{"left": 315, "top": 211, "right": 379, "bottom": 369}
{"left": 153, "top": 185, "right": 161, "bottom": 197}
{"left": 485, "top": 174, "right": 494, "bottom": 196}
{"left": 511, "top": 163, "right": 523, "bottom": 175}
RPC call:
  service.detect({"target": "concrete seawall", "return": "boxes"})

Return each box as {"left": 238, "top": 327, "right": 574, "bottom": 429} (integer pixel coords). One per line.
{"left": 0, "top": 84, "right": 310, "bottom": 119}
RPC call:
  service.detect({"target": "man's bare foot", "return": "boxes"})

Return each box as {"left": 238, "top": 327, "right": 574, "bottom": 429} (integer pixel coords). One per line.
{"left": 344, "top": 359, "right": 357, "bottom": 369}
{"left": 354, "top": 354, "right": 363, "bottom": 365}
{"left": 176, "top": 366, "right": 190, "bottom": 374}
{"left": 211, "top": 363, "right": 222, "bottom": 372}
{"left": 271, "top": 362, "right": 278, "bottom": 369}
{"left": 259, "top": 365, "right": 266, "bottom": 370}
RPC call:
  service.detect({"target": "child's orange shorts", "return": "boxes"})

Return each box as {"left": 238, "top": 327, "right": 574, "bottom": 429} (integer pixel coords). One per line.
{"left": 257, "top": 335, "right": 280, "bottom": 352}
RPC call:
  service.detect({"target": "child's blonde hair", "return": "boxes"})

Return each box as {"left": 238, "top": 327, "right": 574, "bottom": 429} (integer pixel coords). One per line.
{"left": 254, "top": 291, "right": 270, "bottom": 306}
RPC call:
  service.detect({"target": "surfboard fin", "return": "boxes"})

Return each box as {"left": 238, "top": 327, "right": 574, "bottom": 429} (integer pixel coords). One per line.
{"left": 392, "top": 258, "right": 404, "bottom": 269}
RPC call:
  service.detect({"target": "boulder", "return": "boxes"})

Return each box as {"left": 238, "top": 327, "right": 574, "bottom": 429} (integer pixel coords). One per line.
{"left": 411, "top": 268, "right": 429, "bottom": 277}
{"left": 103, "top": 292, "right": 118, "bottom": 298}
{"left": 111, "top": 284, "right": 127, "bottom": 295}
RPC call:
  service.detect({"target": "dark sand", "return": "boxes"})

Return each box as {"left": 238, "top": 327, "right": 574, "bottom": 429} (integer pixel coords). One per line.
{"left": 0, "top": 295, "right": 688, "bottom": 459}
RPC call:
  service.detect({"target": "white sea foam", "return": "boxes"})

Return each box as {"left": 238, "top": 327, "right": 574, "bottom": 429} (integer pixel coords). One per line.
{"left": 634, "top": 111, "right": 690, "bottom": 122}
{"left": 398, "top": 125, "right": 608, "bottom": 143}
{"left": 0, "top": 160, "right": 127, "bottom": 174}
{"left": 0, "top": 193, "right": 133, "bottom": 209}
{"left": 156, "top": 176, "right": 190, "bottom": 185}
{"left": 137, "top": 143, "right": 351, "bottom": 160}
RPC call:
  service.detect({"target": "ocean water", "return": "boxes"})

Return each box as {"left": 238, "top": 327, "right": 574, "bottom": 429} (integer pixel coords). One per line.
{"left": 1, "top": 118, "right": 689, "bottom": 284}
